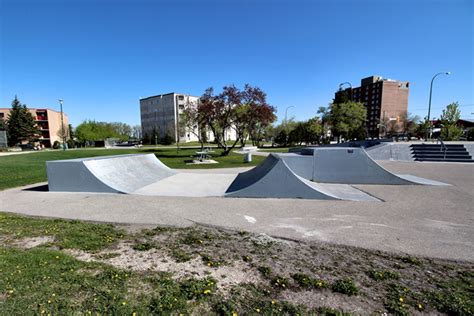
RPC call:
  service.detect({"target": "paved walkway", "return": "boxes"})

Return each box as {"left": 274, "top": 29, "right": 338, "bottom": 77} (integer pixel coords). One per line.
{"left": 1, "top": 161, "right": 473, "bottom": 262}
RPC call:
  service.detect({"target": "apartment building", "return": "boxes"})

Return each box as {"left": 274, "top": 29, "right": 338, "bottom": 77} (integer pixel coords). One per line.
{"left": 0, "top": 108, "right": 69, "bottom": 147}
{"left": 335, "top": 76, "right": 409, "bottom": 137}
{"left": 140, "top": 92, "right": 237, "bottom": 143}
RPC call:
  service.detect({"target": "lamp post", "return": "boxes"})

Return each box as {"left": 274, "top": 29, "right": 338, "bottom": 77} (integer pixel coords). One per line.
{"left": 284, "top": 106, "right": 295, "bottom": 123}
{"left": 58, "top": 99, "right": 66, "bottom": 151}
{"left": 284, "top": 105, "right": 295, "bottom": 131}
{"left": 427, "top": 72, "right": 450, "bottom": 140}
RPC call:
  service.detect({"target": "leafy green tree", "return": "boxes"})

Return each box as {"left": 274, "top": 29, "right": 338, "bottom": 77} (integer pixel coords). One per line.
{"left": 75, "top": 120, "right": 120, "bottom": 144}
{"left": 5, "top": 96, "right": 40, "bottom": 146}
{"left": 288, "top": 117, "right": 322, "bottom": 145}
{"left": 440, "top": 102, "right": 463, "bottom": 140}
{"left": 274, "top": 129, "right": 288, "bottom": 146}
{"left": 328, "top": 101, "right": 366, "bottom": 142}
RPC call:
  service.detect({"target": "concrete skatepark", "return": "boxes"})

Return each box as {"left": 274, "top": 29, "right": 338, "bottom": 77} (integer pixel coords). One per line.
{"left": 1, "top": 146, "right": 472, "bottom": 262}
{"left": 46, "top": 148, "right": 446, "bottom": 201}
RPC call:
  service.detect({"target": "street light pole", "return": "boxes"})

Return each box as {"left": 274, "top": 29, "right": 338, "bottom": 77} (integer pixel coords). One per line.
{"left": 427, "top": 72, "right": 450, "bottom": 140}
{"left": 58, "top": 99, "right": 66, "bottom": 151}
{"left": 285, "top": 106, "right": 295, "bottom": 122}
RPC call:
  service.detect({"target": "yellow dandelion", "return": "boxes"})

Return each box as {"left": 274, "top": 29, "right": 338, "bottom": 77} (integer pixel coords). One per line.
{"left": 271, "top": 300, "right": 276, "bottom": 305}
{"left": 399, "top": 297, "right": 404, "bottom": 303}
{"left": 256, "top": 308, "right": 261, "bottom": 313}
{"left": 203, "top": 289, "right": 211, "bottom": 294}
{"left": 122, "top": 301, "right": 127, "bottom": 305}
{"left": 418, "top": 304, "right": 423, "bottom": 310}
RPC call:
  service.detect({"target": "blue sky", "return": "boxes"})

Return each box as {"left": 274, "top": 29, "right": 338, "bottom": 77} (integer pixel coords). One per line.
{"left": 1, "top": 0, "right": 473, "bottom": 127}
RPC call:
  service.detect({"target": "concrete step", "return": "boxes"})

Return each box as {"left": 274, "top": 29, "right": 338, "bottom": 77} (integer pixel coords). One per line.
{"left": 415, "top": 158, "right": 474, "bottom": 162}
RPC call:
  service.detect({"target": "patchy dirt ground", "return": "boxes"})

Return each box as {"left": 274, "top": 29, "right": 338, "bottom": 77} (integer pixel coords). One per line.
{"left": 8, "top": 221, "right": 472, "bottom": 315}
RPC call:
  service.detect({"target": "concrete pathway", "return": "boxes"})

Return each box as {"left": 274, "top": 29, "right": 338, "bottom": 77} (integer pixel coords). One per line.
{"left": 0, "top": 161, "right": 473, "bottom": 262}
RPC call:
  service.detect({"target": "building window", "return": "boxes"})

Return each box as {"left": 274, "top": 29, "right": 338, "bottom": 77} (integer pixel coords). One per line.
{"left": 178, "top": 95, "right": 184, "bottom": 101}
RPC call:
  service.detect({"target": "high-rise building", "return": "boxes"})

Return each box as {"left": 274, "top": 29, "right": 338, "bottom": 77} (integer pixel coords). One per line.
{"left": 335, "top": 76, "right": 409, "bottom": 137}
{"left": 0, "top": 108, "right": 69, "bottom": 147}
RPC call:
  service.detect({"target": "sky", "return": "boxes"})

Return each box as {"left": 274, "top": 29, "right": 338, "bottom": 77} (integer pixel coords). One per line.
{"left": 1, "top": 0, "right": 473, "bottom": 127}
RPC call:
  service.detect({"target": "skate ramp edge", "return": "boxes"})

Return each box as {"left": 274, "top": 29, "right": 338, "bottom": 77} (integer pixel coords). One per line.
{"left": 47, "top": 154, "right": 177, "bottom": 193}
{"left": 225, "top": 154, "right": 380, "bottom": 201}
{"left": 305, "top": 148, "right": 448, "bottom": 185}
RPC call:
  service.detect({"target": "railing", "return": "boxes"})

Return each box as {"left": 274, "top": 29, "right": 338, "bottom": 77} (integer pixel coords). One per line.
{"left": 437, "top": 137, "right": 447, "bottom": 160}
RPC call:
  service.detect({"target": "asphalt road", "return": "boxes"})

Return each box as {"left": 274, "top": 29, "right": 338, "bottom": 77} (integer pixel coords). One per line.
{"left": 0, "top": 161, "right": 472, "bottom": 262}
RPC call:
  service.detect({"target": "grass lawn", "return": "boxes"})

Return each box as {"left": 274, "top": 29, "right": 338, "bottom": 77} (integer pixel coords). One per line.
{"left": 1, "top": 212, "right": 473, "bottom": 315}
{"left": 0, "top": 148, "right": 264, "bottom": 190}
{"left": 257, "top": 147, "right": 292, "bottom": 153}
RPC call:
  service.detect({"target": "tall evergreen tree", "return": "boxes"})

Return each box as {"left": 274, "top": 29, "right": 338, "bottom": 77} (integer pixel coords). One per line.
{"left": 5, "top": 96, "right": 40, "bottom": 146}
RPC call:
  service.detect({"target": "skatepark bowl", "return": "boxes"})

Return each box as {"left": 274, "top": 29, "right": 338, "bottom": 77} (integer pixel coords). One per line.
{"left": 46, "top": 150, "right": 447, "bottom": 201}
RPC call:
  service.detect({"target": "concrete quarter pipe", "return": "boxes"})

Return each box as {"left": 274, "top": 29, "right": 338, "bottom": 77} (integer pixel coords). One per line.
{"left": 46, "top": 153, "right": 379, "bottom": 201}
{"left": 279, "top": 148, "right": 448, "bottom": 185}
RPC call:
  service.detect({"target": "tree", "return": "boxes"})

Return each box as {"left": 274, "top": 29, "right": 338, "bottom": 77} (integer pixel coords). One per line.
{"left": 399, "top": 111, "right": 420, "bottom": 136}
{"left": 288, "top": 117, "right": 322, "bottom": 145}
{"left": 75, "top": 120, "right": 127, "bottom": 144}
{"left": 198, "top": 84, "right": 276, "bottom": 155}
{"left": 317, "top": 106, "right": 330, "bottom": 141}
{"left": 328, "top": 101, "right": 366, "bottom": 142}
{"left": 5, "top": 96, "right": 40, "bottom": 146}
{"left": 131, "top": 125, "right": 142, "bottom": 140}
{"left": 440, "top": 102, "right": 463, "bottom": 140}
{"left": 181, "top": 100, "right": 207, "bottom": 150}
{"left": 239, "top": 85, "right": 276, "bottom": 146}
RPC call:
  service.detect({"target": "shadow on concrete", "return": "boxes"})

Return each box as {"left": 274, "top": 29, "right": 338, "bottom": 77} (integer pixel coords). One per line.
{"left": 23, "top": 184, "right": 49, "bottom": 192}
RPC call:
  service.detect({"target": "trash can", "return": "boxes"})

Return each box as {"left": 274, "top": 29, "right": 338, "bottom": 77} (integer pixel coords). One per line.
{"left": 244, "top": 152, "right": 252, "bottom": 163}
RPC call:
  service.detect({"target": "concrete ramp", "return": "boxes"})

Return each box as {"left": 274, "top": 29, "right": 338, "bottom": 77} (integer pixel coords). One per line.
{"left": 225, "top": 154, "right": 379, "bottom": 201}
{"left": 47, "top": 153, "right": 380, "bottom": 201}
{"left": 279, "top": 148, "right": 448, "bottom": 185}
{"left": 47, "top": 154, "right": 176, "bottom": 193}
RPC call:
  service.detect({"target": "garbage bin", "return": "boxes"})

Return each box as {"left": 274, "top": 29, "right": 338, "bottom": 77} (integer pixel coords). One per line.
{"left": 244, "top": 152, "right": 252, "bottom": 163}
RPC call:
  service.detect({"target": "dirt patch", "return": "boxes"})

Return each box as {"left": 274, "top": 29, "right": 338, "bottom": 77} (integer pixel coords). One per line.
{"left": 12, "top": 236, "right": 55, "bottom": 248}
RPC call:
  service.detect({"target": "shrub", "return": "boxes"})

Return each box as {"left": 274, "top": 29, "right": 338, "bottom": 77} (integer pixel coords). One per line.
{"left": 331, "top": 278, "right": 359, "bottom": 296}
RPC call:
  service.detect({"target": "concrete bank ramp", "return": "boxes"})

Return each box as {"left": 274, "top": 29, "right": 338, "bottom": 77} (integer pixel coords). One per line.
{"left": 47, "top": 154, "right": 177, "bottom": 193}
{"left": 225, "top": 154, "right": 379, "bottom": 201}
{"left": 279, "top": 148, "right": 448, "bottom": 185}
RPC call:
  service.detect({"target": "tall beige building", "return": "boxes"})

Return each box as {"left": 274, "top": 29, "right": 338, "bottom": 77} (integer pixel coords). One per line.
{"left": 140, "top": 93, "right": 199, "bottom": 143}
{"left": 0, "top": 108, "right": 69, "bottom": 147}
{"left": 140, "top": 92, "right": 238, "bottom": 143}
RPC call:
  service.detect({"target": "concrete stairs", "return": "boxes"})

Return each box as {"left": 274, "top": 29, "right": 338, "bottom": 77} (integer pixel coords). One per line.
{"left": 410, "top": 144, "right": 473, "bottom": 162}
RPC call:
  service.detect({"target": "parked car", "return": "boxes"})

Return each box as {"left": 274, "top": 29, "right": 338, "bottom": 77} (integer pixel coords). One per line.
{"left": 19, "top": 144, "right": 38, "bottom": 151}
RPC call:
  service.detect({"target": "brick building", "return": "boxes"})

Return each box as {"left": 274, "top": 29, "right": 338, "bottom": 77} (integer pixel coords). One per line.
{"left": 335, "top": 76, "right": 409, "bottom": 138}
{"left": 0, "top": 108, "right": 69, "bottom": 147}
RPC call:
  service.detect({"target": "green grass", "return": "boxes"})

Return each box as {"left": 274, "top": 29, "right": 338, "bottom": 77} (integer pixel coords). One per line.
{"left": 257, "top": 147, "right": 292, "bottom": 153}
{"left": 0, "top": 148, "right": 264, "bottom": 190}
{"left": 1, "top": 213, "right": 473, "bottom": 315}
{"left": 0, "top": 213, "right": 124, "bottom": 251}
